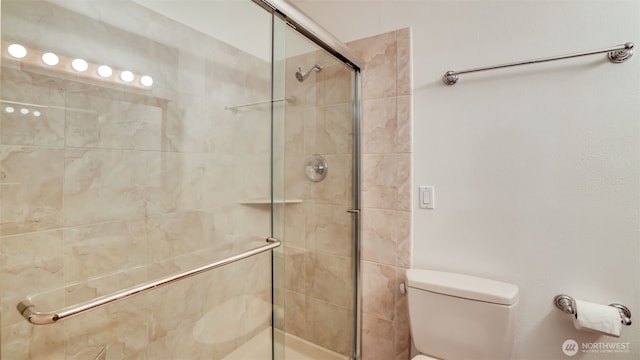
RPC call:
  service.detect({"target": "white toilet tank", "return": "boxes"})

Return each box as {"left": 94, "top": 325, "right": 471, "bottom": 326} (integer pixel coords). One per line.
{"left": 406, "top": 269, "right": 519, "bottom": 360}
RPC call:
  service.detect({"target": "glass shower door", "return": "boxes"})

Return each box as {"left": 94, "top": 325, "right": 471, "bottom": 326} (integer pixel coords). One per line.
{"left": 272, "top": 15, "right": 360, "bottom": 359}
{"left": 1, "top": 0, "right": 279, "bottom": 359}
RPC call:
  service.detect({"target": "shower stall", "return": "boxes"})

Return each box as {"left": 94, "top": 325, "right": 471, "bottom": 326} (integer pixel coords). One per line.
{"left": 0, "top": 0, "right": 362, "bottom": 359}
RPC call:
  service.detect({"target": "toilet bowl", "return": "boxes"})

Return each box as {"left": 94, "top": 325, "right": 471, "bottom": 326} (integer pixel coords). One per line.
{"left": 406, "top": 269, "right": 519, "bottom": 360}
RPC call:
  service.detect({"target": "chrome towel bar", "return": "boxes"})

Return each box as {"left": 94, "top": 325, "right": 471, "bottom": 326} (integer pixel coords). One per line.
{"left": 17, "top": 237, "right": 281, "bottom": 325}
{"left": 554, "top": 294, "right": 632, "bottom": 326}
{"left": 443, "top": 42, "right": 634, "bottom": 85}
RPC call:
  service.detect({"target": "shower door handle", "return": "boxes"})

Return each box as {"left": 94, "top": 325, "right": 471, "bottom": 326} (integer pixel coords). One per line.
{"left": 346, "top": 209, "right": 360, "bottom": 214}
{"left": 16, "top": 237, "right": 281, "bottom": 325}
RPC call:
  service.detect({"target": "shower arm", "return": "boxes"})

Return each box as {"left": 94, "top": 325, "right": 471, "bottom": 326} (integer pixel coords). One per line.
{"left": 16, "top": 238, "right": 281, "bottom": 325}
{"left": 296, "top": 64, "right": 323, "bottom": 82}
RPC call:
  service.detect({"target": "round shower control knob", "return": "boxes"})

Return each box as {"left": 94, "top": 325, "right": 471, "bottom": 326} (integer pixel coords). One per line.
{"left": 305, "top": 155, "right": 328, "bottom": 182}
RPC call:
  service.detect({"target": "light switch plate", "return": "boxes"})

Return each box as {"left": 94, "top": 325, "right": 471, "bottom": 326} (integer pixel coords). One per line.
{"left": 419, "top": 186, "right": 434, "bottom": 209}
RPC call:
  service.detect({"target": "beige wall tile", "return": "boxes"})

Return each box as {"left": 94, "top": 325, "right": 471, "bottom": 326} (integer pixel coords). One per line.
{"left": 397, "top": 95, "right": 412, "bottom": 153}
{"left": 146, "top": 211, "right": 215, "bottom": 262}
{"left": 65, "top": 93, "right": 163, "bottom": 151}
{"left": 362, "top": 209, "right": 397, "bottom": 265}
{"left": 394, "top": 267, "right": 411, "bottom": 360}
{"left": 362, "top": 314, "right": 395, "bottom": 360}
{"left": 1, "top": 322, "right": 65, "bottom": 360}
{"left": 285, "top": 246, "right": 306, "bottom": 293}
{"left": 0, "top": 81, "right": 65, "bottom": 147}
{"left": 397, "top": 153, "right": 412, "bottom": 212}
{"left": 362, "top": 261, "right": 395, "bottom": 321}
{"left": 146, "top": 312, "right": 211, "bottom": 360}
{"left": 176, "top": 51, "right": 206, "bottom": 96}
{"left": 396, "top": 28, "right": 412, "bottom": 97}
{"left": 362, "top": 154, "right": 398, "bottom": 210}
{"left": 318, "top": 62, "right": 354, "bottom": 105}
{"left": 161, "top": 96, "right": 214, "bottom": 153}
{"left": 0, "top": 230, "right": 64, "bottom": 328}
{"left": 245, "top": 251, "right": 273, "bottom": 294}
{"left": 63, "top": 149, "right": 148, "bottom": 227}
{"left": 363, "top": 98, "right": 398, "bottom": 154}
{"left": 145, "top": 152, "right": 208, "bottom": 215}
{"left": 284, "top": 203, "right": 306, "bottom": 249}
{"left": 348, "top": 32, "right": 398, "bottom": 101}
{"left": 202, "top": 154, "right": 240, "bottom": 208}
{"left": 63, "top": 268, "right": 150, "bottom": 359}
{"left": 306, "top": 298, "right": 354, "bottom": 357}
{"left": 284, "top": 51, "right": 320, "bottom": 108}
{"left": 351, "top": 27, "right": 413, "bottom": 360}
{"left": 305, "top": 104, "right": 353, "bottom": 155}
{"left": 284, "top": 290, "right": 308, "bottom": 341}
{"left": 396, "top": 211, "right": 412, "bottom": 269}
{"left": 63, "top": 220, "right": 147, "bottom": 284}
{"left": 284, "top": 108, "right": 308, "bottom": 201}
{"left": 202, "top": 260, "right": 248, "bottom": 310}
{"left": 305, "top": 252, "right": 354, "bottom": 308}
{"left": 305, "top": 202, "right": 352, "bottom": 257}
{"left": 309, "top": 154, "right": 349, "bottom": 205}
{"left": 0, "top": 146, "right": 64, "bottom": 236}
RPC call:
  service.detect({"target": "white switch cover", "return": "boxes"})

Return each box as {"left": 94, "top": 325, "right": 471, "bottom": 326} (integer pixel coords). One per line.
{"left": 419, "top": 186, "right": 434, "bottom": 209}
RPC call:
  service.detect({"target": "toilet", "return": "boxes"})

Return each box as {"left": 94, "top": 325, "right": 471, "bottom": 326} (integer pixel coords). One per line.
{"left": 406, "top": 269, "right": 520, "bottom": 360}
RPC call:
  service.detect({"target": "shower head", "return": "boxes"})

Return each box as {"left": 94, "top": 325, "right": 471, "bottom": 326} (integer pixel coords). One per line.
{"left": 295, "top": 64, "right": 323, "bottom": 82}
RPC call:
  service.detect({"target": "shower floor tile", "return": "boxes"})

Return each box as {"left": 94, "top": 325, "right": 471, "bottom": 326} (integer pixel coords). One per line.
{"left": 224, "top": 328, "right": 348, "bottom": 360}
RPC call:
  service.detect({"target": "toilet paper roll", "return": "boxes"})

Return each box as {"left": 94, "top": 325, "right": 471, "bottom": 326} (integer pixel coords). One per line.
{"left": 572, "top": 299, "right": 622, "bottom": 337}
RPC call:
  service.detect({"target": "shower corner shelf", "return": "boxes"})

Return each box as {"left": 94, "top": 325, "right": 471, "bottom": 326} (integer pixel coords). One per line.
{"left": 238, "top": 198, "right": 303, "bottom": 205}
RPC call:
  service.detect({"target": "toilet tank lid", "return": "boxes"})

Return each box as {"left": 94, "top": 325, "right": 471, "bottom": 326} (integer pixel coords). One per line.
{"left": 406, "top": 269, "right": 519, "bottom": 305}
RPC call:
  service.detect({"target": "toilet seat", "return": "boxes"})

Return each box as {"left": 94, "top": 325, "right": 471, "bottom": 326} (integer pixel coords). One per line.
{"left": 412, "top": 355, "right": 441, "bottom": 360}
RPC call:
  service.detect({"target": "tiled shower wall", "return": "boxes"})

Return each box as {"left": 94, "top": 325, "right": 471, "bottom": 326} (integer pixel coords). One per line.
{"left": 280, "top": 41, "right": 356, "bottom": 356}
{"left": 279, "top": 28, "right": 412, "bottom": 360}
{"left": 349, "top": 28, "right": 413, "bottom": 360}
{"left": 0, "top": 1, "right": 273, "bottom": 359}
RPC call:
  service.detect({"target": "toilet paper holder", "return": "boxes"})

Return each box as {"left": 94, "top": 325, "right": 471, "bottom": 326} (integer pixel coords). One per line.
{"left": 554, "top": 294, "right": 632, "bottom": 326}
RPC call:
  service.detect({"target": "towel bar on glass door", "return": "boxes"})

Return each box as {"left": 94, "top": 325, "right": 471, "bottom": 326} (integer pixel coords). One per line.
{"left": 17, "top": 237, "right": 281, "bottom": 325}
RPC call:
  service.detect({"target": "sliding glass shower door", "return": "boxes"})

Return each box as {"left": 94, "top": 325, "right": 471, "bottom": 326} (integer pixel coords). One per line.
{"left": 271, "top": 12, "right": 360, "bottom": 359}
{"left": 1, "top": 0, "right": 362, "bottom": 359}
{"left": 1, "top": 0, "right": 278, "bottom": 358}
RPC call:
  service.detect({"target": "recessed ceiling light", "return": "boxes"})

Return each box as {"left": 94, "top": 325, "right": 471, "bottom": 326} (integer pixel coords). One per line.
{"left": 20, "top": 108, "right": 29, "bottom": 115}
{"left": 5, "top": 106, "right": 15, "bottom": 113}
{"left": 33, "top": 110, "right": 41, "bottom": 117}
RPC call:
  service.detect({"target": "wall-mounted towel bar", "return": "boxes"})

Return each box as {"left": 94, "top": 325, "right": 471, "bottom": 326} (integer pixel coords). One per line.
{"left": 554, "top": 294, "right": 632, "bottom": 326}
{"left": 17, "top": 238, "right": 281, "bottom": 325}
{"left": 443, "top": 42, "right": 634, "bottom": 85}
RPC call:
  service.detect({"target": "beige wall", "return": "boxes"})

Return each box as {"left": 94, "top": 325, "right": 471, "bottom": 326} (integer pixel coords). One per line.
{"left": 349, "top": 28, "right": 412, "bottom": 360}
